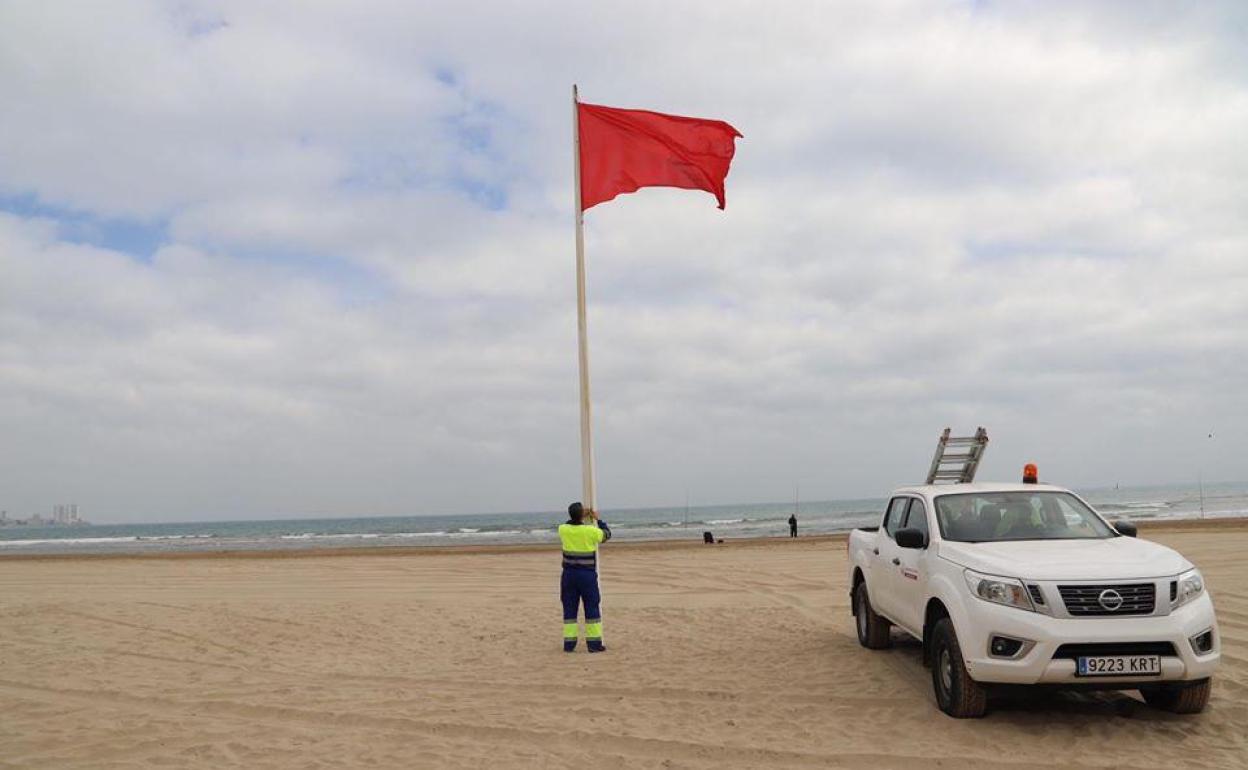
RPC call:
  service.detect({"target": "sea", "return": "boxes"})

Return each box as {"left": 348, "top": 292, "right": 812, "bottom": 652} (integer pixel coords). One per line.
{"left": 2, "top": 481, "right": 1246, "bottom": 556}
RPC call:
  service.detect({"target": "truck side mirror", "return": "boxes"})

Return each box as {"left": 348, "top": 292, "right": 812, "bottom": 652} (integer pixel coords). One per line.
{"left": 1113, "top": 520, "right": 1137, "bottom": 538}
{"left": 896, "top": 528, "right": 927, "bottom": 549}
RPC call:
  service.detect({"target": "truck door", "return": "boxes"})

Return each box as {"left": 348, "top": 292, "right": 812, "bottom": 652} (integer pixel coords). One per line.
{"left": 873, "top": 496, "right": 910, "bottom": 620}
{"left": 891, "top": 497, "right": 931, "bottom": 634}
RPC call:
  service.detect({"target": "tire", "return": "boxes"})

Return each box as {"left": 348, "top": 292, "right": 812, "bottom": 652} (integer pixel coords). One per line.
{"left": 1141, "top": 679, "right": 1212, "bottom": 714}
{"left": 854, "top": 581, "right": 892, "bottom": 649}
{"left": 930, "top": 617, "right": 988, "bottom": 718}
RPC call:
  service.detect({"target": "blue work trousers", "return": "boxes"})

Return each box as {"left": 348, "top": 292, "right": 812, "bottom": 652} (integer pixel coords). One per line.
{"left": 561, "top": 567, "right": 603, "bottom": 651}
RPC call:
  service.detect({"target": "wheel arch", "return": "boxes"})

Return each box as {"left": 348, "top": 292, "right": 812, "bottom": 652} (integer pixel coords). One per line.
{"left": 923, "top": 597, "right": 951, "bottom": 666}
{"left": 851, "top": 567, "right": 866, "bottom": 615}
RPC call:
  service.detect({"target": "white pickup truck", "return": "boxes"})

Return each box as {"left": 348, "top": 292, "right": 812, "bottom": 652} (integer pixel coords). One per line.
{"left": 848, "top": 482, "right": 1219, "bottom": 717}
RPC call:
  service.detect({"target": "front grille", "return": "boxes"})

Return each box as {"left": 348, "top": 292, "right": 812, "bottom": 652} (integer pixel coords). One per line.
{"left": 1053, "top": 642, "right": 1177, "bottom": 659}
{"left": 1058, "top": 583, "right": 1155, "bottom": 616}
{"left": 1169, "top": 581, "right": 1177, "bottom": 602}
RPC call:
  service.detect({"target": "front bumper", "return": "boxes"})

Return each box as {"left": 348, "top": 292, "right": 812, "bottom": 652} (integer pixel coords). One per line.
{"left": 961, "top": 593, "right": 1220, "bottom": 686}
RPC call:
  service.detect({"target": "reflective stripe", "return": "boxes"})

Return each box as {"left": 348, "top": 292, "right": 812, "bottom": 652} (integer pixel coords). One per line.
{"left": 562, "top": 550, "right": 598, "bottom": 569}
{"left": 585, "top": 621, "right": 603, "bottom": 640}
{"left": 563, "top": 622, "right": 578, "bottom": 639}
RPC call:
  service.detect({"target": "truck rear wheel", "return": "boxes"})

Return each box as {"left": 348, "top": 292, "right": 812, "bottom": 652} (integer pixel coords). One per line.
{"left": 930, "top": 617, "right": 987, "bottom": 718}
{"left": 854, "top": 581, "right": 891, "bottom": 649}
{"left": 1140, "top": 679, "right": 1212, "bottom": 714}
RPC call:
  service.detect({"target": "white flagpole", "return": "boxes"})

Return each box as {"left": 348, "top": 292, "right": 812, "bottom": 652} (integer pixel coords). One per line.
{"left": 572, "top": 84, "right": 598, "bottom": 515}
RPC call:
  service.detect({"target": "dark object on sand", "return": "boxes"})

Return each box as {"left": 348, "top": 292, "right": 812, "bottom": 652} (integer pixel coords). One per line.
{"left": 703, "top": 531, "right": 715, "bottom": 544}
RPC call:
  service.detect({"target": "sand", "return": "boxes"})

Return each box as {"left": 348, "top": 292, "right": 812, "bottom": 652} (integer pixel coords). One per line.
{"left": 2, "top": 521, "right": 1247, "bottom": 769}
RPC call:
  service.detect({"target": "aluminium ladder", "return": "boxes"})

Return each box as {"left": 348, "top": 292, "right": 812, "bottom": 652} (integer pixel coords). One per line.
{"left": 925, "top": 427, "right": 989, "bottom": 484}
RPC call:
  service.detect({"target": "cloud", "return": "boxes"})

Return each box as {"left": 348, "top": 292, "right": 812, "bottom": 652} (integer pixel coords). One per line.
{"left": 0, "top": 1, "right": 1245, "bottom": 521}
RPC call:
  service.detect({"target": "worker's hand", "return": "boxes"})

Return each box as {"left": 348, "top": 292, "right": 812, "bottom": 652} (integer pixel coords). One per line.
{"left": 586, "top": 508, "right": 598, "bottom": 521}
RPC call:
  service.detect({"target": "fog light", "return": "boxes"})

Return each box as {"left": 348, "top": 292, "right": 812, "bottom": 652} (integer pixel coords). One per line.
{"left": 990, "top": 635, "right": 1024, "bottom": 657}
{"left": 1189, "top": 629, "right": 1215, "bottom": 655}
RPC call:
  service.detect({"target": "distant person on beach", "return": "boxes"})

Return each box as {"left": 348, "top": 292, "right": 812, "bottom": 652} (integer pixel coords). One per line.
{"left": 559, "top": 502, "right": 611, "bottom": 653}
{"left": 788, "top": 514, "right": 798, "bottom": 538}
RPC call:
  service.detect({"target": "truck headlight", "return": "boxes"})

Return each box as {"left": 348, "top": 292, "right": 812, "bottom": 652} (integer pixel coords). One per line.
{"left": 1172, "top": 568, "right": 1204, "bottom": 610}
{"left": 964, "top": 569, "right": 1035, "bottom": 612}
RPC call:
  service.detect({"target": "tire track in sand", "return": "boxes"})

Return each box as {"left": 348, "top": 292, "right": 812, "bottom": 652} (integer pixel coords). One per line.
{"left": 0, "top": 678, "right": 1152, "bottom": 770}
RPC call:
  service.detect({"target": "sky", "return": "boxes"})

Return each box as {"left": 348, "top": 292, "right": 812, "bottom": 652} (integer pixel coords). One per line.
{"left": 2, "top": 1, "right": 1246, "bottom": 523}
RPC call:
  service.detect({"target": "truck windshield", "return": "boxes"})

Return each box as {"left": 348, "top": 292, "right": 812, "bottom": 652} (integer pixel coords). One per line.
{"left": 934, "top": 491, "right": 1116, "bottom": 542}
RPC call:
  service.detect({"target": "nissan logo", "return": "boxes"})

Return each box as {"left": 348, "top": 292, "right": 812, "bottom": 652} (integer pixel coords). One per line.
{"left": 1098, "top": 589, "right": 1124, "bottom": 612}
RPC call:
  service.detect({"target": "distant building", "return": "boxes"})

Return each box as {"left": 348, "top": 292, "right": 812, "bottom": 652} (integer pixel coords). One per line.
{"left": 0, "top": 504, "right": 88, "bottom": 528}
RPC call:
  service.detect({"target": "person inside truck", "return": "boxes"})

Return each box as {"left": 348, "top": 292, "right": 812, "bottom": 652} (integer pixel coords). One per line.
{"left": 1001, "top": 500, "right": 1042, "bottom": 539}
{"left": 974, "top": 505, "right": 1001, "bottom": 540}
{"left": 939, "top": 496, "right": 976, "bottom": 540}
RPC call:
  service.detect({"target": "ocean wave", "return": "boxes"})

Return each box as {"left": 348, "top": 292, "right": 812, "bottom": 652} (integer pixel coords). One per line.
{"left": 278, "top": 532, "right": 390, "bottom": 541}
{"left": 705, "top": 518, "right": 744, "bottom": 525}
{"left": 1203, "top": 508, "right": 1248, "bottom": 519}
{"left": 0, "top": 536, "right": 140, "bottom": 547}
{"left": 1099, "top": 501, "right": 1172, "bottom": 511}
{"left": 274, "top": 529, "right": 535, "bottom": 542}
{"left": 153, "top": 533, "right": 216, "bottom": 540}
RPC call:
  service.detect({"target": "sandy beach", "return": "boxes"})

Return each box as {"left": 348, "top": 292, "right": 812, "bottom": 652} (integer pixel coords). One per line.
{"left": 2, "top": 521, "right": 1246, "bottom": 769}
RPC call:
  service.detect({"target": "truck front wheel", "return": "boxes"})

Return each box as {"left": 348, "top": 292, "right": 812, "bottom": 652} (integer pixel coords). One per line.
{"left": 930, "top": 617, "right": 987, "bottom": 718}
{"left": 1140, "top": 679, "right": 1212, "bottom": 714}
{"left": 854, "top": 581, "right": 891, "bottom": 649}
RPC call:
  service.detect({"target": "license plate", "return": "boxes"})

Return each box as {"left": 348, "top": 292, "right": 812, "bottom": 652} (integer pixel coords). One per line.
{"left": 1076, "top": 655, "right": 1162, "bottom": 677}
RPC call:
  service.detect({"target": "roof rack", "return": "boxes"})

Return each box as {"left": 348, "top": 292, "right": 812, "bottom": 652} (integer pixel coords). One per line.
{"left": 926, "top": 427, "right": 989, "bottom": 484}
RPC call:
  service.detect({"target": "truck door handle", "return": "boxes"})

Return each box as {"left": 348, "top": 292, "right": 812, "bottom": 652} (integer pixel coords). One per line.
{"left": 891, "top": 558, "right": 901, "bottom": 565}
{"left": 873, "top": 548, "right": 880, "bottom": 556}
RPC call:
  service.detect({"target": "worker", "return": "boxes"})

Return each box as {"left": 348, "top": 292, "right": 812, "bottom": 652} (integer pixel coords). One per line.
{"left": 560, "top": 501, "right": 611, "bottom": 653}
{"left": 788, "top": 513, "right": 798, "bottom": 538}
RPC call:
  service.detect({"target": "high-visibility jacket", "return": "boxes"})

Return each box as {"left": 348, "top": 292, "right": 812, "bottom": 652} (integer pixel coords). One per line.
{"left": 559, "top": 519, "right": 611, "bottom": 570}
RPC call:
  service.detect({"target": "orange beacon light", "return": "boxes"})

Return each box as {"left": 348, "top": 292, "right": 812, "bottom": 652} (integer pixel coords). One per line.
{"left": 1022, "top": 463, "right": 1038, "bottom": 484}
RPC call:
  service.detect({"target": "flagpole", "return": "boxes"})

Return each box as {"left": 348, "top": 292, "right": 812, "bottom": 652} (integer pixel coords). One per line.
{"left": 572, "top": 84, "right": 598, "bottom": 515}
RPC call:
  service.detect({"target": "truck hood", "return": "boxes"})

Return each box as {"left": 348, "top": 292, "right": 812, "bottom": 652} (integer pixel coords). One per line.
{"left": 936, "top": 537, "right": 1192, "bottom": 581}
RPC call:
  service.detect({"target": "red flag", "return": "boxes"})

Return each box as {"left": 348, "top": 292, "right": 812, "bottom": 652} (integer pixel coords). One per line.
{"left": 577, "top": 102, "right": 742, "bottom": 211}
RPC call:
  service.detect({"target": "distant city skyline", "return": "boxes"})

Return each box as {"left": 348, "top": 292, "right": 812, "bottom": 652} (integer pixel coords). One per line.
{"left": 0, "top": 503, "right": 87, "bottom": 527}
